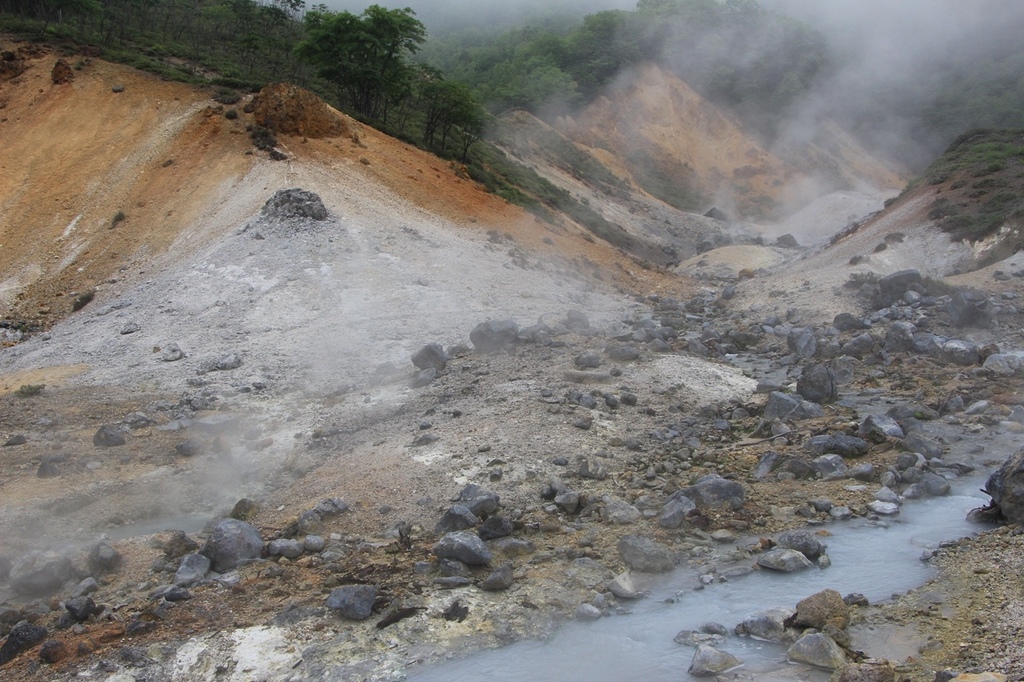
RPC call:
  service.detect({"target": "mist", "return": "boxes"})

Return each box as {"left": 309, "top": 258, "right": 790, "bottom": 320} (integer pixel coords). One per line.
{"left": 762, "top": 0, "right": 1024, "bottom": 170}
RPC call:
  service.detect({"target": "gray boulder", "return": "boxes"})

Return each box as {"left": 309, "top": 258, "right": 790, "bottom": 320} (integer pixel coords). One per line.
{"left": 93, "top": 425, "right": 126, "bottom": 447}
{"left": 679, "top": 474, "right": 744, "bottom": 510}
{"left": 470, "top": 320, "right": 519, "bottom": 353}
{"left": 737, "top": 608, "right": 794, "bottom": 642}
{"left": 811, "top": 454, "right": 848, "bottom": 480}
{"left": 884, "top": 321, "right": 917, "bottom": 352}
{"left": 858, "top": 415, "right": 904, "bottom": 442}
{"left": 947, "top": 289, "right": 992, "bottom": 328}
{"left": 842, "top": 332, "right": 876, "bottom": 358}
{"left": 903, "top": 431, "right": 944, "bottom": 460}
{"left": 477, "top": 516, "right": 514, "bottom": 541}
{"left": 832, "top": 313, "right": 866, "bottom": 332}
{"left": 877, "top": 269, "right": 922, "bottom": 303}
{"left": 435, "top": 505, "right": 480, "bottom": 535}
{"left": 9, "top": 551, "right": 73, "bottom": 596}
{"left": 983, "top": 353, "right": 1022, "bottom": 376}
{"left": 757, "top": 548, "right": 813, "bottom": 572}
{"left": 412, "top": 343, "right": 447, "bottom": 372}
{"left": 174, "top": 553, "right": 211, "bottom": 587}
{"left": 326, "top": 585, "right": 378, "bottom": 620}
{"left": 607, "top": 572, "right": 640, "bottom": 599}
{"left": 89, "top": 541, "right": 122, "bottom": 574}
{"left": 764, "top": 391, "right": 824, "bottom": 421}
{"left": 617, "top": 535, "right": 675, "bottom": 573}
{"left": 982, "top": 446, "right": 1024, "bottom": 523}
{"left": 457, "top": 484, "right": 500, "bottom": 516}
{"left": 433, "top": 531, "right": 492, "bottom": 566}
{"left": 659, "top": 492, "right": 696, "bottom": 529}
{"left": 480, "top": 563, "right": 514, "bottom": 591}
{"left": 0, "top": 621, "right": 48, "bottom": 666}
{"left": 268, "top": 539, "right": 303, "bottom": 559}
{"left": 201, "top": 518, "right": 264, "bottom": 572}
{"left": 904, "top": 472, "right": 951, "bottom": 499}
{"left": 787, "top": 632, "right": 848, "bottom": 670}
{"left": 688, "top": 644, "right": 741, "bottom": 676}
{"left": 797, "top": 364, "right": 838, "bottom": 404}
{"left": 776, "top": 529, "right": 826, "bottom": 561}
{"left": 805, "top": 434, "right": 870, "bottom": 458}
{"left": 942, "top": 339, "right": 980, "bottom": 366}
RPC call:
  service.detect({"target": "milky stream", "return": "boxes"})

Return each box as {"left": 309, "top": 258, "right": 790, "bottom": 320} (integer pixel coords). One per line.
{"left": 409, "top": 481, "right": 991, "bottom": 681}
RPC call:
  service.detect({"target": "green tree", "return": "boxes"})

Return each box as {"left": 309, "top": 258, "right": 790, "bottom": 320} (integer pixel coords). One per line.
{"left": 295, "top": 5, "right": 425, "bottom": 122}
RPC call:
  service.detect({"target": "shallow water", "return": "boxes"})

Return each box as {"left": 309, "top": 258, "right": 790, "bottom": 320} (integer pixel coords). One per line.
{"left": 409, "top": 481, "right": 990, "bottom": 681}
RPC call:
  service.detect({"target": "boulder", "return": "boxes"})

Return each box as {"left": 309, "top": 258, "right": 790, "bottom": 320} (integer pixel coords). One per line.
{"left": 89, "top": 541, "right": 122, "bottom": 574}
{"left": 0, "top": 621, "right": 48, "bottom": 665}
{"left": 470, "top": 320, "right": 519, "bottom": 353}
{"left": 268, "top": 539, "right": 303, "bottom": 559}
{"left": 884, "top": 321, "right": 917, "bottom": 352}
{"left": 947, "top": 289, "right": 992, "bottom": 328}
{"left": 877, "top": 270, "right": 922, "bottom": 304}
{"left": 607, "top": 572, "right": 640, "bottom": 599}
{"left": 432, "top": 531, "right": 492, "bottom": 566}
{"left": 412, "top": 343, "right": 447, "bottom": 372}
{"left": 858, "top": 415, "right": 904, "bottom": 442}
{"left": 737, "top": 608, "right": 794, "bottom": 642}
{"left": 9, "top": 552, "right": 73, "bottom": 596}
{"left": 764, "top": 391, "right": 824, "bottom": 421}
{"left": 788, "top": 632, "right": 848, "bottom": 670}
{"left": 688, "top": 644, "right": 741, "bottom": 676}
{"left": 201, "top": 519, "right": 264, "bottom": 572}
{"left": 842, "top": 332, "right": 876, "bottom": 358}
{"left": 480, "top": 563, "right": 514, "bottom": 591}
{"left": 797, "top": 364, "right": 838, "bottom": 404}
{"left": 477, "top": 516, "right": 514, "bottom": 541}
{"left": 776, "top": 529, "right": 826, "bottom": 561}
{"left": 757, "top": 548, "right": 813, "bottom": 572}
{"left": 457, "top": 484, "right": 500, "bottom": 516}
{"left": 811, "top": 454, "right": 848, "bottom": 480}
{"left": 659, "top": 492, "right": 696, "bottom": 529}
{"left": 791, "top": 589, "right": 850, "bottom": 630}
{"left": 617, "top": 535, "right": 675, "bottom": 573}
{"left": 833, "top": 313, "right": 866, "bottom": 332}
{"left": 434, "top": 505, "right": 480, "bottom": 535}
{"left": 678, "top": 474, "right": 744, "bottom": 510}
{"left": 982, "top": 446, "right": 1024, "bottom": 523}
{"left": 93, "top": 425, "right": 126, "bottom": 447}
{"left": 174, "top": 553, "right": 211, "bottom": 587}
{"left": 326, "top": 585, "right": 378, "bottom": 620}
{"left": 805, "top": 435, "right": 870, "bottom": 458}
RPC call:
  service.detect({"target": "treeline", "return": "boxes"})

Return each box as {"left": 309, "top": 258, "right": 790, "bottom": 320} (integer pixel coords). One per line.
{"left": 0, "top": 0, "right": 485, "bottom": 161}
{"left": 423, "top": 0, "right": 832, "bottom": 138}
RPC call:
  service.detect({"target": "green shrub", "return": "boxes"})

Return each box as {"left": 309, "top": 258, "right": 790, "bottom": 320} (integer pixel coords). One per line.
{"left": 212, "top": 87, "right": 241, "bottom": 105}
{"left": 15, "top": 384, "right": 44, "bottom": 397}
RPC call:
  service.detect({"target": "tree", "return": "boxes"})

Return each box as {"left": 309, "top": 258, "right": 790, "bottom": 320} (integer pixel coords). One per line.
{"left": 295, "top": 5, "right": 425, "bottom": 122}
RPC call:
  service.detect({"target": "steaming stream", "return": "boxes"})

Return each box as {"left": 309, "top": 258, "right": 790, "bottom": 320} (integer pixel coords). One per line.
{"left": 409, "top": 478, "right": 991, "bottom": 681}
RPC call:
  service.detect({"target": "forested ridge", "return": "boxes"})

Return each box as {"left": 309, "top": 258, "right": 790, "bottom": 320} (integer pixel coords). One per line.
{"left": 2, "top": 0, "right": 1024, "bottom": 214}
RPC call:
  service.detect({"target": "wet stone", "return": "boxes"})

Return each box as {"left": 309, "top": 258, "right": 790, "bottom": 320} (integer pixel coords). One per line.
{"left": 326, "top": 585, "right": 378, "bottom": 620}
{"left": 617, "top": 535, "right": 674, "bottom": 573}
{"left": 688, "top": 644, "right": 741, "bottom": 676}
{"left": 433, "top": 531, "right": 492, "bottom": 566}
{"left": 788, "top": 632, "right": 848, "bottom": 670}
{"left": 757, "top": 548, "right": 813, "bottom": 572}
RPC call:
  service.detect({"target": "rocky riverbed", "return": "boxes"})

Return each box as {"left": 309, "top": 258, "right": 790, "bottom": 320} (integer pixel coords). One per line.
{"left": 2, "top": 190, "right": 1024, "bottom": 681}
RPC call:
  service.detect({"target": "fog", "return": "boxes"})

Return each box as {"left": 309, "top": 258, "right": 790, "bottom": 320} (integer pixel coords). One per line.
{"left": 759, "top": 0, "right": 1024, "bottom": 169}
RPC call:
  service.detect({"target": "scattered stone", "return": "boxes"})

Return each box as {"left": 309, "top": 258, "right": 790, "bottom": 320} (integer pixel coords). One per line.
{"left": 93, "top": 425, "right": 126, "bottom": 447}
{"left": 605, "top": 343, "right": 640, "bottom": 361}
{"left": 688, "top": 644, "right": 741, "bottom": 676}
{"left": 776, "top": 529, "right": 826, "bottom": 561}
{"left": 617, "top": 535, "right": 675, "bottom": 573}
{"left": 0, "top": 621, "right": 48, "bottom": 665}
{"left": 37, "top": 460, "right": 60, "bottom": 478}
{"left": 175, "top": 439, "right": 203, "bottom": 457}
{"left": 457, "top": 484, "right": 500, "bottom": 516}
{"left": 678, "top": 474, "right": 744, "bottom": 510}
{"left": 64, "top": 597, "right": 101, "bottom": 623}
{"left": 412, "top": 343, "right": 447, "bottom": 372}
{"left": 326, "top": 585, "right": 378, "bottom": 620}
{"left": 805, "top": 434, "right": 870, "bottom": 458}
{"left": 607, "top": 572, "right": 640, "bottom": 599}
{"left": 268, "top": 539, "right": 303, "bottom": 559}
{"left": 737, "top": 608, "right": 795, "bottom": 642}
{"left": 576, "top": 603, "right": 602, "bottom": 620}
{"left": 433, "top": 531, "right": 492, "bottom": 566}
{"left": 659, "top": 492, "right": 697, "bottom": 529}
{"left": 764, "top": 391, "right": 823, "bottom": 421}
{"left": 674, "top": 630, "right": 725, "bottom": 647}
{"left": 174, "top": 553, "right": 211, "bottom": 587}
{"left": 982, "top": 446, "right": 1024, "bottom": 523}
{"left": 867, "top": 501, "right": 900, "bottom": 516}
{"left": 477, "top": 516, "right": 514, "bottom": 541}
{"left": 797, "top": 363, "right": 838, "bottom": 404}
{"left": 153, "top": 530, "right": 200, "bottom": 559}
{"left": 470, "top": 320, "right": 519, "bottom": 353}
{"left": 3, "top": 434, "right": 27, "bottom": 446}
{"left": 9, "top": 551, "right": 73, "bottom": 596}
{"left": 411, "top": 367, "right": 437, "bottom": 388}
{"left": 757, "top": 548, "right": 813, "bottom": 572}
{"left": 858, "top": 415, "right": 905, "bottom": 442}
{"left": 788, "top": 632, "right": 848, "bottom": 670}
{"left": 904, "top": 431, "right": 944, "bottom": 460}
{"left": 161, "top": 343, "right": 185, "bottom": 361}
{"left": 50, "top": 59, "right": 74, "bottom": 84}
{"left": 435, "top": 505, "right": 479, "bottom": 535}
{"left": 197, "top": 353, "right": 243, "bottom": 374}
{"left": 790, "top": 589, "right": 850, "bottom": 630}
{"left": 38, "top": 639, "right": 69, "bottom": 664}
{"left": 575, "top": 351, "right": 601, "bottom": 369}
{"left": 201, "top": 518, "right": 264, "bottom": 572}
{"left": 151, "top": 584, "right": 192, "bottom": 602}
{"left": 480, "top": 563, "right": 514, "bottom": 591}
